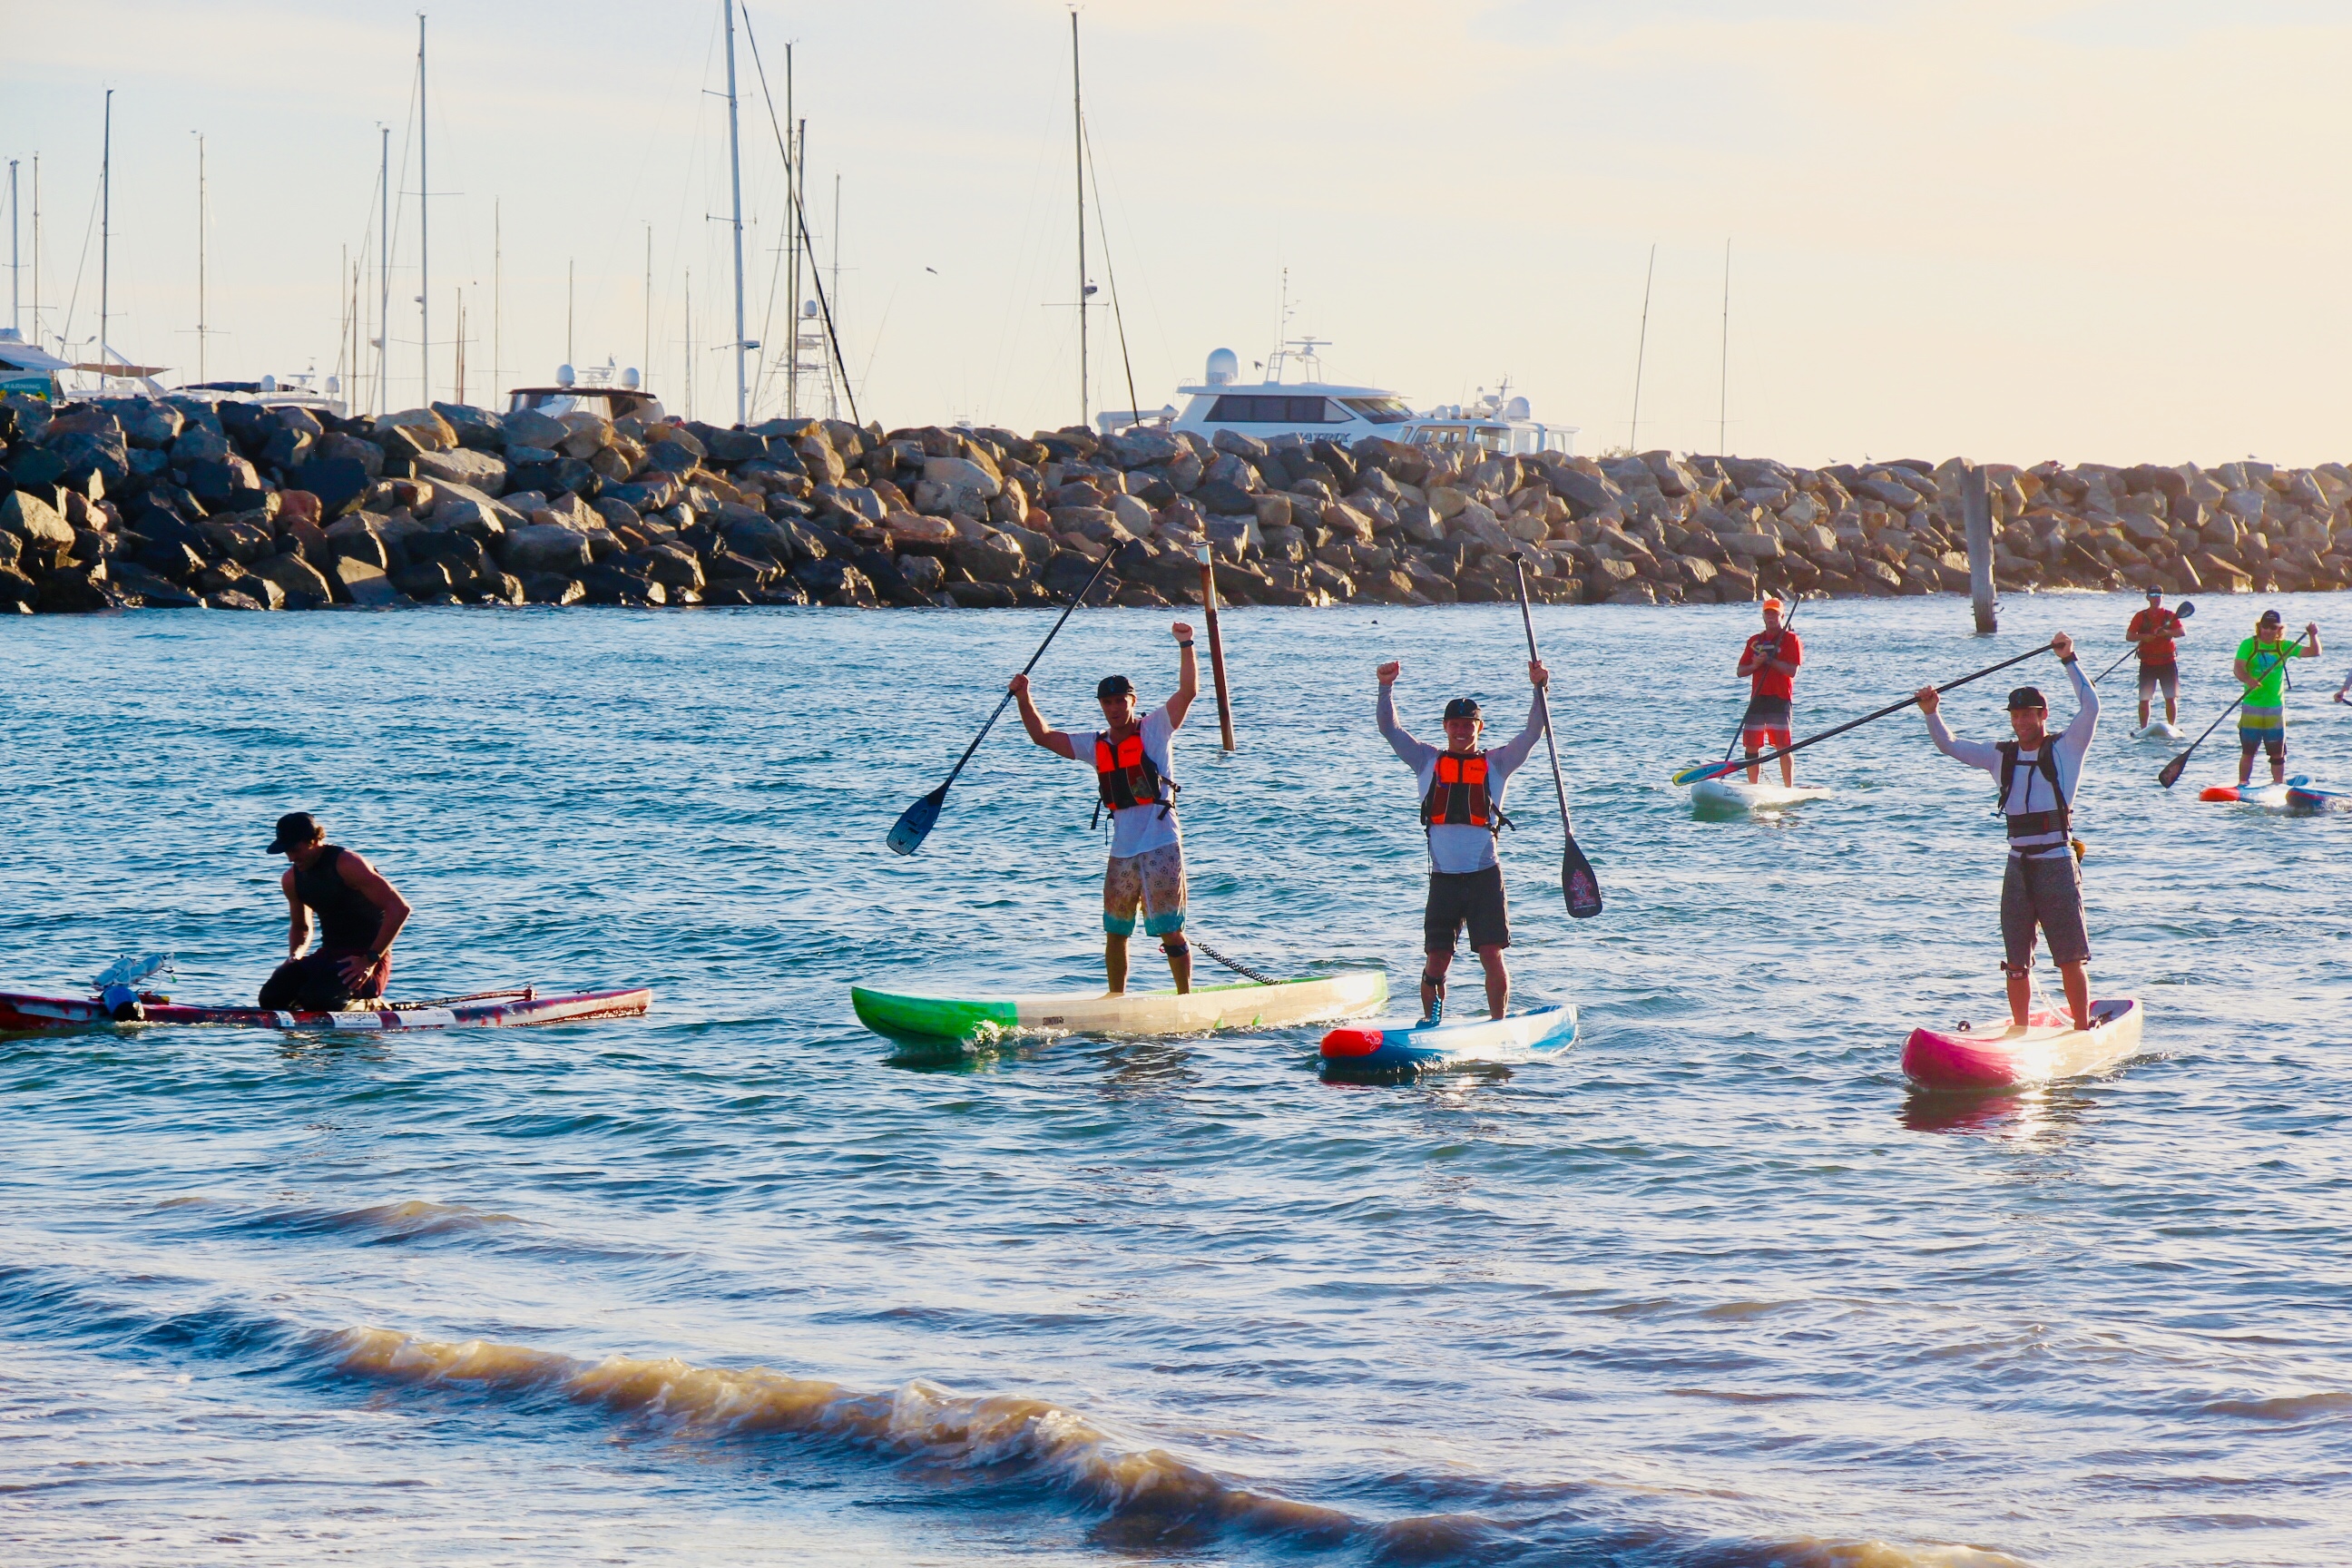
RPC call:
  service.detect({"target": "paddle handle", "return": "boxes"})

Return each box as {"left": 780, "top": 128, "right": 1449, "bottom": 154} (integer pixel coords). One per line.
{"left": 1707, "top": 642, "right": 2053, "bottom": 778}
{"left": 937, "top": 548, "right": 1114, "bottom": 789}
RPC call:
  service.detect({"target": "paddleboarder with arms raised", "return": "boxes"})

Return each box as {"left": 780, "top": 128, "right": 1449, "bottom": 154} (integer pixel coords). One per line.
{"left": 2233, "top": 609, "right": 2321, "bottom": 787}
{"left": 1916, "top": 632, "right": 2098, "bottom": 1034}
{"left": 1376, "top": 656, "right": 1552, "bottom": 1023}
{"left": 2124, "top": 587, "right": 2187, "bottom": 730}
{"left": 262, "top": 812, "right": 412, "bottom": 1011}
{"left": 1011, "top": 622, "right": 1198, "bottom": 995}
{"left": 1736, "top": 596, "right": 1804, "bottom": 786}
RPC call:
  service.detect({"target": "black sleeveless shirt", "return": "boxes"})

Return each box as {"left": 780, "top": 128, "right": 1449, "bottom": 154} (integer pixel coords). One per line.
{"left": 295, "top": 846, "right": 383, "bottom": 954}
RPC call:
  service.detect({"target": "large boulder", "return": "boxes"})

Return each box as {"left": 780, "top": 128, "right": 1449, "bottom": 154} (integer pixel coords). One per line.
{"left": 379, "top": 407, "right": 457, "bottom": 452}
{"left": 49, "top": 429, "right": 132, "bottom": 495}
{"left": 290, "top": 456, "right": 374, "bottom": 521}
{"left": 411, "top": 446, "right": 510, "bottom": 496}
{"left": 330, "top": 555, "right": 404, "bottom": 607}
{"left": 1192, "top": 478, "right": 1255, "bottom": 515}
{"left": 500, "top": 408, "right": 568, "bottom": 452}
{"left": 917, "top": 456, "right": 1002, "bottom": 516}
{"left": 0, "top": 488, "right": 74, "bottom": 551}
{"left": 252, "top": 553, "right": 335, "bottom": 609}
{"left": 501, "top": 523, "right": 595, "bottom": 575}
{"left": 429, "top": 481, "right": 524, "bottom": 538}
{"left": 950, "top": 529, "right": 1029, "bottom": 584}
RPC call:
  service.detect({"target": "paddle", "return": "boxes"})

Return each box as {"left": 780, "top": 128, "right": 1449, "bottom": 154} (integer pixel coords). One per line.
{"left": 1508, "top": 554, "right": 1602, "bottom": 919}
{"left": 2093, "top": 600, "right": 2194, "bottom": 684}
{"left": 1671, "top": 643, "right": 2056, "bottom": 787}
{"left": 2157, "top": 628, "right": 2312, "bottom": 790}
{"left": 885, "top": 550, "right": 1116, "bottom": 855}
{"left": 1718, "top": 596, "right": 1804, "bottom": 767}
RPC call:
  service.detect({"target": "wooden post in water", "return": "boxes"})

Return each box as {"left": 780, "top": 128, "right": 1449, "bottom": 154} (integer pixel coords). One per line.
{"left": 1195, "top": 543, "right": 1237, "bottom": 751}
{"left": 1962, "top": 461, "right": 1997, "bottom": 634}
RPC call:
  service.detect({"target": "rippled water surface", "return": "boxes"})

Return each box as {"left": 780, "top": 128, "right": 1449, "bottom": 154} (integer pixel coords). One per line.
{"left": 4, "top": 593, "right": 2350, "bottom": 1567}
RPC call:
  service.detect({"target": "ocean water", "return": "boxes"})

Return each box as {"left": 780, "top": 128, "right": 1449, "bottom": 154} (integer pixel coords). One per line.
{"left": 3, "top": 592, "right": 2348, "bottom": 1568}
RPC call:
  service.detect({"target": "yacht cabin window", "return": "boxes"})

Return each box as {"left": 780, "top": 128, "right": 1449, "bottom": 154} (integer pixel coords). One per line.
{"left": 1205, "top": 395, "right": 1342, "bottom": 424}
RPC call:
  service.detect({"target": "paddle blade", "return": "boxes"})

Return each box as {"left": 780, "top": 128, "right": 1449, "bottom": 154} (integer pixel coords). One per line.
{"left": 886, "top": 786, "right": 948, "bottom": 856}
{"left": 1563, "top": 835, "right": 1602, "bottom": 919}
{"left": 2177, "top": 601, "right": 2196, "bottom": 618}
{"left": 1671, "top": 759, "right": 1740, "bottom": 787}
{"left": 2156, "top": 750, "right": 2190, "bottom": 790}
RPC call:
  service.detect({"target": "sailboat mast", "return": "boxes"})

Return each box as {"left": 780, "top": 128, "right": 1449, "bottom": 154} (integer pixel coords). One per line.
{"left": 8, "top": 160, "right": 17, "bottom": 334}
{"left": 418, "top": 14, "right": 430, "bottom": 407}
{"left": 100, "top": 89, "right": 112, "bottom": 382}
{"left": 785, "top": 44, "right": 798, "bottom": 420}
{"left": 377, "top": 126, "right": 389, "bottom": 417}
{"left": 1718, "top": 239, "right": 1730, "bottom": 453}
{"left": 1071, "top": 13, "right": 1087, "bottom": 430}
{"left": 493, "top": 201, "right": 501, "bottom": 407}
{"left": 724, "top": 0, "right": 748, "bottom": 426}
{"left": 195, "top": 132, "right": 207, "bottom": 383}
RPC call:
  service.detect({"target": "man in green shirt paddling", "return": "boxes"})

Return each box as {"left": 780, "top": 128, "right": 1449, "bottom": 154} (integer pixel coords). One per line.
{"left": 2233, "top": 609, "right": 2321, "bottom": 788}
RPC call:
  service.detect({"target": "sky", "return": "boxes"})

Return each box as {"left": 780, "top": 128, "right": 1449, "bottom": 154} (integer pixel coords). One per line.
{"left": 6, "top": 0, "right": 2352, "bottom": 467}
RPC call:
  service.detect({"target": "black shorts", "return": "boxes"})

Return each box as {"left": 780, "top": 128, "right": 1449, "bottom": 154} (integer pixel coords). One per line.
{"left": 1425, "top": 865, "right": 1510, "bottom": 953}
{"left": 259, "top": 949, "right": 391, "bottom": 1012}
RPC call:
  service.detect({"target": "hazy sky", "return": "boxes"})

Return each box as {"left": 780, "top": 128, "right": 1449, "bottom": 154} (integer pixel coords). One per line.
{"left": 7, "top": 1, "right": 2351, "bottom": 466}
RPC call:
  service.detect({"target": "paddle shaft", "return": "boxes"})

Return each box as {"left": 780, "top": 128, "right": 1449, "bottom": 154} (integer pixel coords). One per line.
{"left": 1697, "top": 642, "right": 2053, "bottom": 779}
{"left": 1508, "top": 555, "right": 1576, "bottom": 836}
{"left": 932, "top": 550, "right": 1115, "bottom": 792}
{"left": 1193, "top": 544, "right": 1237, "bottom": 751}
{"left": 2160, "top": 630, "right": 2310, "bottom": 784}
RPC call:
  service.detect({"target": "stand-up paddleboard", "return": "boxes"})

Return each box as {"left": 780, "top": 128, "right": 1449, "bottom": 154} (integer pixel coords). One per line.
{"left": 1902, "top": 997, "right": 2141, "bottom": 1089}
{"left": 852, "top": 970, "right": 1387, "bottom": 1044}
{"left": 2287, "top": 780, "right": 2350, "bottom": 810}
{"left": 1690, "top": 778, "right": 1833, "bottom": 815}
{"left": 0, "top": 985, "right": 651, "bottom": 1034}
{"left": 1320, "top": 1003, "right": 1577, "bottom": 1074}
{"left": 2132, "top": 720, "right": 2186, "bottom": 741}
{"left": 2200, "top": 775, "right": 2323, "bottom": 812}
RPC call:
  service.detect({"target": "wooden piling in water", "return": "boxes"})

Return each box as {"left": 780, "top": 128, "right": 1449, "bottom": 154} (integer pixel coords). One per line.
{"left": 1195, "top": 544, "right": 1237, "bottom": 751}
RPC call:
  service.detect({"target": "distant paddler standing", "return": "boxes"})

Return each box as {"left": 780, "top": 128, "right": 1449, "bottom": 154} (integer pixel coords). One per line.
{"left": 1012, "top": 622, "right": 1199, "bottom": 995}
{"left": 2234, "top": 609, "right": 2321, "bottom": 788}
{"left": 262, "top": 812, "right": 413, "bottom": 1011}
{"left": 2125, "top": 587, "right": 2188, "bottom": 730}
{"left": 1735, "top": 596, "right": 1804, "bottom": 786}
{"left": 1916, "top": 632, "right": 2099, "bottom": 1034}
{"left": 1375, "top": 655, "right": 1552, "bottom": 1023}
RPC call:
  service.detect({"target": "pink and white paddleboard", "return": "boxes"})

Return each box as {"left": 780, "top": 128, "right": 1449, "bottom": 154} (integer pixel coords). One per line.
{"left": 1902, "top": 997, "right": 2142, "bottom": 1090}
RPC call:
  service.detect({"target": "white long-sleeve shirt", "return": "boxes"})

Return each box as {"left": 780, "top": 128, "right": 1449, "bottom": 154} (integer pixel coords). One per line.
{"left": 1378, "top": 684, "right": 1545, "bottom": 874}
{"left": 1926, "top": 656, "right": 2098, "bottom": 859}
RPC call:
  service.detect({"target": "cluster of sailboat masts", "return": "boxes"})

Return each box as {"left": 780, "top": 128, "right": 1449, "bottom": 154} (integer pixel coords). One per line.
{"left": 1, "top": 2, "right": 865, "bottom": 424}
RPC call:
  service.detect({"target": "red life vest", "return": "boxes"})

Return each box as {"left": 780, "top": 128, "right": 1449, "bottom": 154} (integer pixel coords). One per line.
{"left": 1421, "top": 750, "right": 1507, "bottom": 833}
{"left": 1095, "top": 730, "right": 1171, "bottom": 815}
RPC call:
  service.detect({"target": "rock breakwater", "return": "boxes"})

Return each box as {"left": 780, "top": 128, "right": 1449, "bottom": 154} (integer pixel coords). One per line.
{"left": 2, "top": 391, "right": 2347, "bottom": 614}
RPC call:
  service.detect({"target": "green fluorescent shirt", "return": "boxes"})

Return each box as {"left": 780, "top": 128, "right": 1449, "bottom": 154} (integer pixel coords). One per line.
{"left": 2236, "top": 636, "right": 2293, "bottom": 708}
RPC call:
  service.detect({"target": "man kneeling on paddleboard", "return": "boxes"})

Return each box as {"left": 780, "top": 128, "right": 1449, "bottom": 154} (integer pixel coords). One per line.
{"left": 261, "top": 812, "right": 412, "bottom": 1012}
{"left": 1916, "top": 633, "right": 2098, "bottom": 1034}
{"left": 1011, "top": 622, "right": 1199, "bottom": 995}
{"left": 1376, "top": 656, "right": 1550, "bottom": 1023}
{"left": 1737, "top": 596, "right": 1804, "bottom": 787}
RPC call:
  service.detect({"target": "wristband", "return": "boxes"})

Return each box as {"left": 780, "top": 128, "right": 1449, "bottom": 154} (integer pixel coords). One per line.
{"left": 1177, "top": 641, "right": 1194, "bottom": 649}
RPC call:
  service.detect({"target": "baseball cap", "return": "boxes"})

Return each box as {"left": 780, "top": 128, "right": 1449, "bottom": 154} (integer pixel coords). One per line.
{"left": 267, "top": 811, "right": 323, "bottom": 853}
{"left": 2144, "top": 586, "right": 2162, "bottom": 599}
{"left": 2005, "top": 686, "right": 2048, "bottom": 711}
{"left": 1444, "top": 697, "right": 1482, "bottom": 721}
{"left": 1096, "top": 674, "right": 1136, "bottom": 700}
{"left": 2258, "top": 608, "right": 2283, "bottom": 625}
{"left": 1760, "top": 595, "right": 1785, "bottom": 612}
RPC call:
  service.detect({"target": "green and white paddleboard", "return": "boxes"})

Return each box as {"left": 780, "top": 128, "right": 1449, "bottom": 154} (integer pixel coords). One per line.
{"left": 851, "top": 970, "right": 1387, "bottom": 1044}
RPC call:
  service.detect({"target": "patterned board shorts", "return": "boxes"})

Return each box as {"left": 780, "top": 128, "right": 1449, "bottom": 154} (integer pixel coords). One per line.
{"left": 1104, "top": 840, "right": 1187, "bottom": 938}
{"left": 2001, "top": 851, "right": 2090, "bottom": 969}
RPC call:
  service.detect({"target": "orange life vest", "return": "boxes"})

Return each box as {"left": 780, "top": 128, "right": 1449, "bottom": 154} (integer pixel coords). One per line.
{"left": 1421, "top": 750, "right": 1508, "bottom": 833}
{"left": 1095, "top": 730, "right": 1171, "bottom": 816}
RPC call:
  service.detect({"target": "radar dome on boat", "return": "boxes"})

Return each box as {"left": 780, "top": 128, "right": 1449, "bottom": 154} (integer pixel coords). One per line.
{"left": 1205, "top": 348, "right": 1240, "bottom": 387}
{"left": 260, "top": 375, "right": 277, "bottom": 392}
{"left": 325, "top": 376, "right": 340, "bottom": 396}
{"left": 1504, "top": 395, "right": 1532, "bottom": 420}
{"left": 556, "top": 364, "right": 576, "bottom": 387}
{"left": 622, "top": 367, "right": 642, "bottom": 390}
{"left": 801, "top": 300, "right": 818, "bottom": 318}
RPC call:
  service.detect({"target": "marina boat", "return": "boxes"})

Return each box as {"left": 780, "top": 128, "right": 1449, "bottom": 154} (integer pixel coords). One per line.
{"left": 1158, "top": 340, "right": 1578, "bottom": 456}
{"left": 508, "top": 359, "right": 666, "bottom": 425}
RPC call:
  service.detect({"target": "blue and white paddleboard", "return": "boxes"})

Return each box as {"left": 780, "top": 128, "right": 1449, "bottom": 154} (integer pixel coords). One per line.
{"left": 1320, "top": 1003, "right": 1578, "bottom": 1073}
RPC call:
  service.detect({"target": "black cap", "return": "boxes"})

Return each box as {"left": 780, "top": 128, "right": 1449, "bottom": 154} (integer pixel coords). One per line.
{"left": 1444, "top": 697, "right": 1482, "bottom": 721}
{"left": 2005, "top": 686, "right": 2048, "bottom": 711}
{"left": 2145, "top": 586, "right": 2162, "bottom": 598}
{"left": 1096, "top": 674, "right": 1135, "bottom": 701}
{"left": 267, "top": 811, "right": 323, "bottom": 853}
{"left": 2259, "top": 607, "right": 2283, "bottom": 625}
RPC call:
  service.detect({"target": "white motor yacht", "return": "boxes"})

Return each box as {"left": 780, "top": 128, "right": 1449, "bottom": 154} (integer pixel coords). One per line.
{"left": 1149, "top": 342, "right": 1578, "bottom": 457}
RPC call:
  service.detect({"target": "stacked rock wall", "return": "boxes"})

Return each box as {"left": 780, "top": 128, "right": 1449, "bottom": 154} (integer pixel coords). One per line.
{"left": 2, "top": 389, "right": 2347, "bottom": 612}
